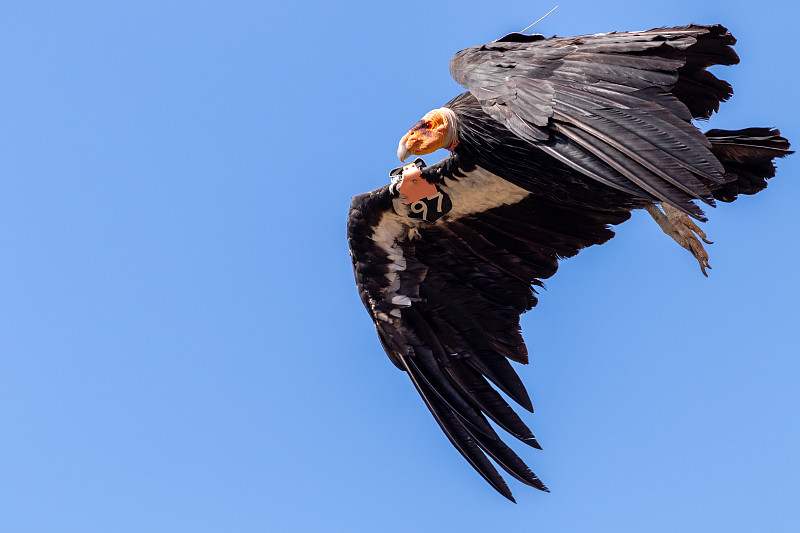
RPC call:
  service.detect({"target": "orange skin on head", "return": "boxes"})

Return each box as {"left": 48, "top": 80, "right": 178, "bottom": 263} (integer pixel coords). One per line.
{"left": 399, "top": 109, "right": 449, "bottom": 155}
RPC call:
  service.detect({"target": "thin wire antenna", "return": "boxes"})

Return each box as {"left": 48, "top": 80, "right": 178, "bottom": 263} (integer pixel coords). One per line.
{"left": 518, "top": 5, "right": 559, "bottom": 34}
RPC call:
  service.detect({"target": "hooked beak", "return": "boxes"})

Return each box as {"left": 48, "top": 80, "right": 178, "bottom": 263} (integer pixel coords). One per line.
{"left": 397, "top": 137, "right": 412, "bottom": 162}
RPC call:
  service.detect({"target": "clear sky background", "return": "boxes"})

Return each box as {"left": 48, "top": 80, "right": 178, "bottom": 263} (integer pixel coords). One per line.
{"left": 2, "top": 1, "right": 798, "bottom": 532}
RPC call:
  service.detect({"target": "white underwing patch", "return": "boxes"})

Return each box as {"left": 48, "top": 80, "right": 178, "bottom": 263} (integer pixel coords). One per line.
{"left": 372, "top": 166, "right": 530, "bottom": 322}
{"left": 370, "top": 209, "right": 418, "bottom": 321}
{"left": 441, "top": 167, "right": 530, "bottom": 219}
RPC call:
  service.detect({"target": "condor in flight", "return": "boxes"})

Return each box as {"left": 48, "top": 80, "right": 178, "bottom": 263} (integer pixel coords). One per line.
{"left": 347, "top": 24, "right": 791, "bottom": 501}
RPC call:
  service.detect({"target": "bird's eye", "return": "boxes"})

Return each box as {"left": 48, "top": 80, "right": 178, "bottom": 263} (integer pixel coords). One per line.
{"left": 425, "top": 121, "right": 433, "bottom": 129}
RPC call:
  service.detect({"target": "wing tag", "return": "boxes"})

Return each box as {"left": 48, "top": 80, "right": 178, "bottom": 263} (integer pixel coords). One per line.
{"left": 388, "top": 158, "right": 452, "bottom": 222}
{"left": 407, "top": 189, "right": 452, "bottom": 222}
{"left": 399, "top": 175, "right": 438, "bottom": 203}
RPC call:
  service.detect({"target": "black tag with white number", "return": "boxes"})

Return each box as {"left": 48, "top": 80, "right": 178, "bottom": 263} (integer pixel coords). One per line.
{"left": 407, "top": 189, "right": 452, "bottom": 222}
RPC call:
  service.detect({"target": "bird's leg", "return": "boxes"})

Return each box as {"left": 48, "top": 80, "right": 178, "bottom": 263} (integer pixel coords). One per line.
{"left": 644, "top": 203, "right": 713, "bottom": 276}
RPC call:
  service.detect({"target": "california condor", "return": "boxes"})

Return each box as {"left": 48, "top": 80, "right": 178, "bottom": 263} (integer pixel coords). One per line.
{"left": 347, "top": 24, "right": 791, "bottom": 502}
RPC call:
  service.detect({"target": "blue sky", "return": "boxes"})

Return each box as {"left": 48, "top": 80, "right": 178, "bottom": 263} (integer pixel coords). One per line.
{"left": 2, "top": 1, "right": 798, "bottom": 531}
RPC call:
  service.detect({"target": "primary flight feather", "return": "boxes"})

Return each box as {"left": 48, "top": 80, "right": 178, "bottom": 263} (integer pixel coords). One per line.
{"left": 347, "top": 24, "right": 791, "bottom": 502}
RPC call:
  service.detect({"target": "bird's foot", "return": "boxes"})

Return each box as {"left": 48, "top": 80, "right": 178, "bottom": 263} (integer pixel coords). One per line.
{"left": 645, "top": 204, "right": 712, "bottom": 276}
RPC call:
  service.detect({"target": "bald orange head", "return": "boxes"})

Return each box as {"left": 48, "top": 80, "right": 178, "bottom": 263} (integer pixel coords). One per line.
{"left": 397, "top": 108, "right": 459, "bottom": 161}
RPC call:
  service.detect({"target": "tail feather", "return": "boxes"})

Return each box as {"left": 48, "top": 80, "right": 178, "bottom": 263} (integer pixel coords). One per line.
{"left": 706, "top": 128, "right": 793, "bottom": 202}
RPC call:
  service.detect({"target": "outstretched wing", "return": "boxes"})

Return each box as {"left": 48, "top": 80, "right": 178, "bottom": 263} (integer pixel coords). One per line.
{"left": 347, "top": 181, "right": 630, "bottom": 501}
{"left": 449, "top": 25, "right": 739, "bottom": 219}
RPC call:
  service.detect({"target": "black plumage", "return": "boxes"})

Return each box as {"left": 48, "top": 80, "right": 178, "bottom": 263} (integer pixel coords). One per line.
{"left": 348, "top": 24, "right": 791, "bottom": 501}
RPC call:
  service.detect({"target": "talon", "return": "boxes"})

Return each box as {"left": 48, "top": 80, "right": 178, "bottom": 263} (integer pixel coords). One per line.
{"left": 699, "top": 259, "right": 711, "bottom": 277}
{"left": 646, "top": 203, "right": 714, "bottom": 276}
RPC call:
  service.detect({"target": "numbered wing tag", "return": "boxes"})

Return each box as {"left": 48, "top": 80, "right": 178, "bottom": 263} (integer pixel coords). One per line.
{"left": 388, "top": 159, "right": 452, "bottom": 222}
{"left": 407, "top": 188, "right": 452, "bottom": 222}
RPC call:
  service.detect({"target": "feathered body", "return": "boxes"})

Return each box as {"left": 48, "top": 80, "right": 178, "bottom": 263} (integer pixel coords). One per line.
{"left": 348, "top": 24, "right": 791, "bottom": 501}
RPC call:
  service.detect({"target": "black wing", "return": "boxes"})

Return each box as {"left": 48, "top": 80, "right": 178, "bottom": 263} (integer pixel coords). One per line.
{"left": 449, "top": 25, "right": 739, "bottom": 219}
{"left": 348, "top": 185, "right": 630, "bottom": 501}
